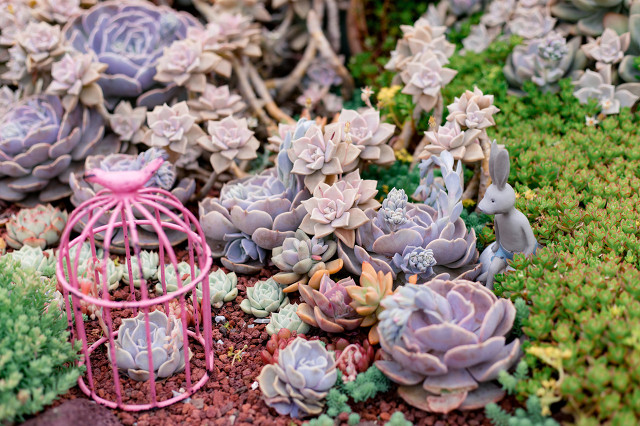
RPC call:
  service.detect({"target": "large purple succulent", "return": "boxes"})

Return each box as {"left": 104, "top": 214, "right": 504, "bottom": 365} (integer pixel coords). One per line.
{"left": 375, "top": 280, "right": 520, "bottom": 413}
{"left": 63, "top": 0, "right": 201, "bottom": 109}
{"left": 258, "top": 337, "right": 337, "bottom": 418}
{"left": 199, "top": 167, "right": 309, "bottom": 274}
{"left": 339, "top": 165, "right": 478, "bottom": 280}
{"left": 297, "top": 274, "right": 364, "bottom": 333}
{"left": 0, "top": 94, "right": 119, "bottom": 203}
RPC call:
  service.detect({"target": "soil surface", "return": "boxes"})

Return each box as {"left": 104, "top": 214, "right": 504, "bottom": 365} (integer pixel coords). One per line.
{"left": 29, "top": 262, "right": 519, "bottom": 425}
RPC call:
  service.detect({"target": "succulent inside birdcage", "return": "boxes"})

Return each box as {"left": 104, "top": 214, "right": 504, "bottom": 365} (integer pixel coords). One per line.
{"left": 113, "top": 310, "right": 191, "bottom": 382}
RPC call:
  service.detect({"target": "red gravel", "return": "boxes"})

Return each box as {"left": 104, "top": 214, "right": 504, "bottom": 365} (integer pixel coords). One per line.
{"left": 35, "top": 263, "right": 523, "bottom": 425}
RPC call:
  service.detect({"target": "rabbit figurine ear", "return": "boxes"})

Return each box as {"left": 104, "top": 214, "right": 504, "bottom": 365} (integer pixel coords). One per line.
{"left": 493, "top": 147, "right": 510, "bottom": 189}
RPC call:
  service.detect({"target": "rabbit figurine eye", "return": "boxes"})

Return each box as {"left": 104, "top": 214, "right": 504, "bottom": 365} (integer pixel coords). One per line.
{"left": 491, "top": 199, "right": 495, "bottom": 203}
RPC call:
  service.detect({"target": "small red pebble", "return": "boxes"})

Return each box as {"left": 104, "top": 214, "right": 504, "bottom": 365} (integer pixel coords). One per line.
{"left": 380, "top": 412, "right": 391, "bottom": 421}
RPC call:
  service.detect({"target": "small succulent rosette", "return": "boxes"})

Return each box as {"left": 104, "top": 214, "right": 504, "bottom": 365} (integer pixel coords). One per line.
{"left": 112, "top": 310, "right": 190, "bottom": 382}
{"left": 266, "top": 302, "right": 310, "bottom": 336}
{"left": 5, "top": 204, "right": 67, "bottom": 250}
{"left": 197, "top": 269, "right": 238, "bottom": 308}
{"left": 258, "top": 337, "right": 337, "bottom": 418}
{"left": 240, "top": 278, "right": 289, "bottom": 318}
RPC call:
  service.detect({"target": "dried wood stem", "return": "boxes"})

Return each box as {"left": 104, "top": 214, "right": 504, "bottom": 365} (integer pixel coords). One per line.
{"left": 247, "top": 60, "right": 295, "bottom": 125}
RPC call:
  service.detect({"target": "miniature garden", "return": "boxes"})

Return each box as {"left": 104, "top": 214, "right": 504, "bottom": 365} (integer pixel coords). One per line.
{"left": 1, "top": 0, "right": 640, "bottom": 424}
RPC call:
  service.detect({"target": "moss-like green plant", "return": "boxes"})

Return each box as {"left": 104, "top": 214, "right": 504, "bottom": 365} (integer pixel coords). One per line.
{"left": 486, "top": 396, "right": 559, "bottom": 426}
{"left": 385, "top": 411, "right": 412, "bottom": 426}
{"left": 0, "top": 257, "right": 83, "bottom": 422}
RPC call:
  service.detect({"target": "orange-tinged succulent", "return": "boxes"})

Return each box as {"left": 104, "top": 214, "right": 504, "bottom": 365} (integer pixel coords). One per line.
{"left": 346, "top": 262, "right": 394, "bottom": 344}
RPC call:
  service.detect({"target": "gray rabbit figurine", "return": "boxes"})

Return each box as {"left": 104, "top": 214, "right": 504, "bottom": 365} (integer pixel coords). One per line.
{"left": 477, "top": 141, "right": 538, "bottom": 289}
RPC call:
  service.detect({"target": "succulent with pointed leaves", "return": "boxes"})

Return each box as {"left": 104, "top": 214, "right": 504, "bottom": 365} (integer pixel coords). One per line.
{"left": 197, "top": 116, "right": 260, "bottom": 174}
{"left": 5, "top": 204, "right": 67, "bottom": 249}
{"left": 187, "top": 84, "right": 246, "bottom": 123}
{"left": 573, "top": 64, "right": 640, "bottom": 115}
{"left": 375, "top": 280, "right": 521, "bottom": 413}
{"left": 154, "top": 262, "right": 197, "bottom": 294}
{"left": 143, "top": 102, "right": 205, "bottom": 157}
{"left": 266, "top": 302, "right": 311, "bottom": 336}
{"left": 288, "top": 122, "right": 360, "bottom": 192}
{"left": 581, "top": 28, "right": 630, "bottom": 65}
{"left": 113, "top": 310, "right": 190, "bottom": 382}
{"left": 297, "top": 275, "right": 364, "bottom": 333}
{"left": 257, "top": 337, "right": 337, "bottom": 418}
{"left": 33, "top": 0, "right": 82, "bottom": 24}
{"left": 446, "top": 87, "right": 500, "bottom": 131}
{"left": 46, "top": 53, "right": 108, "bottom": 111}
{"left": 271, "top": 229, "right": 342, "bottom": 293}
{"left": 109, "top": 101, "right": 146, "bottom": 144}
{"left": 400, "top": 52, "right": 457, "bottom": 113}
{"left": 418, "top": 121, "right": 483, "bottom": 163}
{"left": 337, "top": 108, "right": 396, "bottom": 168}
{"left": 385, "top": 18, "right": 455, "bottom": 73}
{"left": 197, "top": 269, "right": 238, "bottom": 308}
{"left": 506, "top": 8, "right": 556, "bottom": 40}
{"left": 299, "top": 170, "right": 379, "bottom": 248}
{"left": 240, "top": 278, "right": 289, "bottom": 318}
{"left": 346, "top": 262, "right": 394, "bottom": 344}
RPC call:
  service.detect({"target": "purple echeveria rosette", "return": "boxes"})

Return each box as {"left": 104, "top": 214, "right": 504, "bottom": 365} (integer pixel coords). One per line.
{"left": 0, "top": 94, "right": 118, "bottom": 204}
{"left": 62, "top": 0, "right": 201, "bottom": 109}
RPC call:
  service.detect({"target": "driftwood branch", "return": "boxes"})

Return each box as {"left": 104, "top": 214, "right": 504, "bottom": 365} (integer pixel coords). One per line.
{"left": 247, "top": 60, "right": 295, "bottom": 125}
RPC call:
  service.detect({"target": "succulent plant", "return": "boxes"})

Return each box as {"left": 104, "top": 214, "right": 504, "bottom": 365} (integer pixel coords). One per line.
{"left": 573, "top": 64, "right": 640, "bottom": 115}
{"left": 70, "top": 148, "right": 195, "bottom": 208}
{"left": 0, "top": 94, "right": 119, "bottom": 203}
{"left": 385, "top": 18, "right": 455, "bottom": 73}
{"left": 260, "top": 328, "right": 301, "bottom": 365}
{"left": 188, "top": 13, "right": 262, "bottom": 60}
{"left": 447, "top": 0, "right": 483, "bottom": 16}
{"left": 33, "top": 0, "right": 82, "bottom": 24}
{"left": 2, "top": 21, "right": 65, "bottom": 82}
{"left": 93, "top": 257, "right": 125, "bottom": 291}
{"left": 504, "top": 32, "right": 587, "bottom": 92}
{"left": 400, "top": 52, "right": 457, "bottom": 113}
{"left": 197, "top": 269, "right": 238, "bottom": 308}
{"left": 418, "top": 121, "right": 483, "bottom": 163}
{"left": 446, "top": 87, "right": 500, "bottom": 131}
{"left": 258, "top": 337, "right": 337, "bottom": 418}
{"left": 187, "top": 84, "right": 246, "bottom": 123}
{"left": 346, "top": 262, "right": 393, "bottom": 344}
{"left": 375, "top": 280, "right": 521, "bottom": 413}
{"left": 122, "top": 250, "right": 160, "bottom": 287}
{"left": 329, "top": 339, "right": 376, "bottom": 383}
{"left": 109, "top": 101, "right": 146, "bottom": 144}
{"left": 581, "top": 28, "right": 630, "bottom": 65}
{"left": 199, "top": 167, "right": 308, "bottom": 274}
{"left": 392, "top": 246, "right": 437, "bottom": 281}
{"left": 143, "top": 102, "right": 205, "bottom": 157}
{"left": 5, "top": 204, "right": 67, "bottom": 249}
{"left": 266, "top": 302, "right": 311, "bottom": 336}
{"left": 271, "top": 229, "right": 342, "bottom": 293}
{"left": 619, "top": 2, "right": 640, "bottom": 83}
{"left": 461, "top": 24, "right": 502, "bottom": 55}
{"left": 63, "top": 0, "right": 200, "bottom": 108}
{"left": 339, "top": 166, "right": 478, "bottom": 280}
{"left": 154, "top": 262, "right": 197, "bottom": 294}
{"left": 480, "top": 0, "right": 516, "bottom": 28}
{"left": 113, "top": 310, "right": 189, "bottom": 382}
{"left": 299, "top": 170, "right": 379, "bottom": 248}
{"left": 46, "top": 53, "right": 107, "bottom": 111}
{"left": 8, "top": 245, "right": 56, "bottom": 276}
{"left": 297, "top": 275, "right": 364, "bottom": 333}
{"left": 240, "top": 277, "right": 289, "bottom": 318}
{"left": 288, "top": 122, "right": 360, "bottom": 192}
{"left": 197, "top": 116, "right": 260, "bottom": 174}
{"left": 506, "top": 8, "right": 556, "bottom": 40}
{"left": 0, "top": 86, "right": 20, "bottom": 117}
{"left": 337, "top": 108, "right": 396, "bottom": 168}
{"left": 154, "top": 38, "right": 228, "bottom": 92}
{"left": 550, "top": 0, "right": 627, "bottom": 36}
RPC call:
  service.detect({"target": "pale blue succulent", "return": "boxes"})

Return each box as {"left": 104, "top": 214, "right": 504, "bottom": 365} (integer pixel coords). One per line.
{"left": 113, "top": 310, "right": 189, "bottom": 382}
{"left": 266, "top": 302, "right": 310, "bottom": 336}
{"left": 240, "top": 277, "right": 289, "bottom": 318}
{"left": 392, "top": 246, "right": 437, "bottom": 282}
{"left": 123, "top": 250, "right": 160, "bottom": 287}
{"left": 197, "top": 269, "right": 238, "bottom": 308}
{"left": 257, "top": 337, "right": 337, "bottom": 418}
{"left": 154, "top": 262, "right": 198, "bottom": 294}
{"left": 8, "top": 245, "right": 56, "bottom": 277}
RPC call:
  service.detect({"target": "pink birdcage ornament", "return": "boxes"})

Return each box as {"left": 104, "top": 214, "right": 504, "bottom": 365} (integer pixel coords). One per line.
{"left": 56, "top": 158, "right": 214, "bottom": 411}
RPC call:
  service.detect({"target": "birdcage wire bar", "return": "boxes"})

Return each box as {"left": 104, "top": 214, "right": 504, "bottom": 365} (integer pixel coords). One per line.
{"left": 57, "top": 185, "right": 214, "bottom": 411}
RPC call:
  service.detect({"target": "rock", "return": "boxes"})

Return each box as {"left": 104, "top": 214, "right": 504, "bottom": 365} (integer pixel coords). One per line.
{"left": 22, "top": 399, "right": 121, "bottom": 426}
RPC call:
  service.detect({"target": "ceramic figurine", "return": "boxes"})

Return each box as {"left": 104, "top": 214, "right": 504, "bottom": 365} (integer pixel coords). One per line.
{"left": 478, "top": 142, "right": 538, "bottom": 289}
